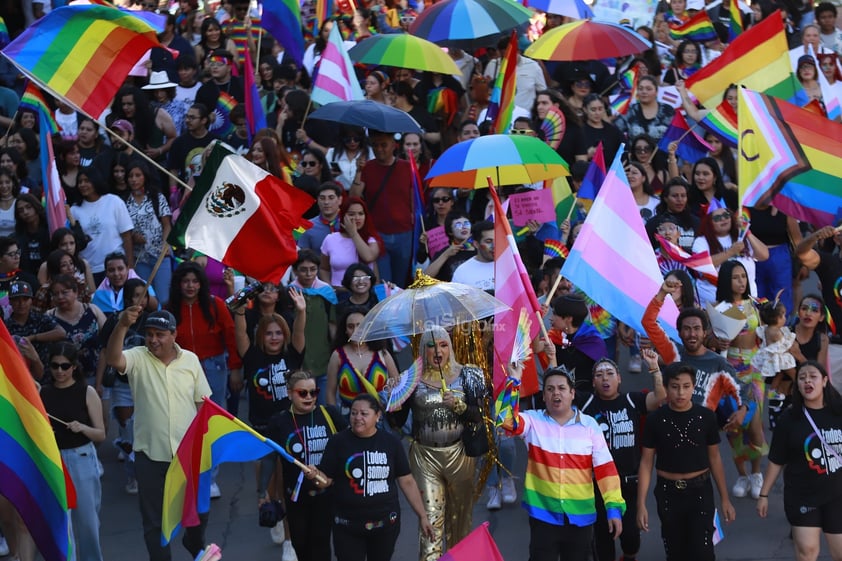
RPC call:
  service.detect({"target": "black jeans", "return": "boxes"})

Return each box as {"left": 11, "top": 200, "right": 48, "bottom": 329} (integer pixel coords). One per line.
{"left": 528, "top": 517, "right": 593, "bottom": 561}
{"left": 135, "top": 452, "right": 207, "bottom": 561}
{"left": 654, "top": 477, "right": 715, "bottom": 561}
{"left": 593, "top": 477, "right": 640, "bottom": 561}
{"left": 332, "top": 515, "right": 400, "bottom": 561}
{"left": 286, "top": 492, "right": 333, "bottom": 561}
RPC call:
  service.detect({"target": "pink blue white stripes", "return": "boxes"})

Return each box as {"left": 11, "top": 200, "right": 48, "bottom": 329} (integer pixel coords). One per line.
{"left": 561, "top": 148, "right": 680, "bottom": 340}
{"left": 40, "top": 111, "right": 67, "bottom": 234}
{"left": 310, "top": 25, "right": 363, "bottom": 106}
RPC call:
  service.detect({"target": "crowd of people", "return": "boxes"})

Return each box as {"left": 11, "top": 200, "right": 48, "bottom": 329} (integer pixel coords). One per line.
{"left": 2, "top": 0, "right": 842, "bottom": 559}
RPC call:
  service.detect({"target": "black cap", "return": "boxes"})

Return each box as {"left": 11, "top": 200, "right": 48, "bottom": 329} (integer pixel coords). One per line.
{"left": 8, "top": 281, "right": 33, "bottom": 299}
{"left": 143, "top": 310, "right": 177, "bottom": 332}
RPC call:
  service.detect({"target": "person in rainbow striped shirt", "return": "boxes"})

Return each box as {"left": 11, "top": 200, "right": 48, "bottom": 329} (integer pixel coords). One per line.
{"left": 499, "top": 363, "right": 625, "bottom": 561}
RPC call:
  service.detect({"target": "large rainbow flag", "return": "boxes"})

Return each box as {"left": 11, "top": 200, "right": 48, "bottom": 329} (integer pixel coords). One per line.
{"left": 1, "top": 5, "right": 160, "bottom": 118}
{"left": 260, "top": 0, "right": 305, "bottom": 65}
{"left": 685, "top": 11, "right": 798, "bottom": 108}
{"left": 738, "top": 88, "right": 842, "bottom": 227}
{"left": 488, "top": 30, "right": 518, "bottom": 134}
{"left": 561, "top": 147, "right": 680, "bottom": 340}
{"left": 669, "top": 10, "right": 718, "bottom": 42}
{"left": 0, "top": 321, "right": 73, "bottom": 561}
{"left": 162, "top": 399, "right": 283, "bottom": 545}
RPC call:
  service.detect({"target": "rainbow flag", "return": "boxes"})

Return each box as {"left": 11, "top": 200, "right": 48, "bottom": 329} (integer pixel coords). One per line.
{"left": 162, "top": 399, "right": 284, "bottom": 545}
{"left": 561, "top": 147, "right": 681, "bottom": 341}
{"left": 576, "top": 142, "right": 606, "bottom": 200}
{"left": 728, "top": 0, "right": 743, "bottom": 41}
{"left": 41, "top": 111, "right": 67, "bottom": 234}
{"left": 491, "top": 183, "right": 542, "bottom": 397}
{"left": 260, "top": 0, "right": 305, "bottom": 65}
{"left": 242, "top": 48, "right": 267, "bottom": 142}
{"left": 2, "top": 5, "right": 160, "bottom": 119}
{"left": 669, "top": 10, "right": 718, "bottom": 42}
{"left": 738, "top": 88, "right": 842, "bottom": 227}
{"left": 209, "top": 91, "right": 237, "bottom": 138}
{"left": 21, "top": 83, "right": 58, "bottom": 134}
{"left": 699, "top": 98, "right": 738, "bottom": 148}
{"left": 314, "top": 0, "right": 335, "bottom": 31}
{"left": 427, "top": 87, "right": 458, "bottom": 126}
{"left": 488, "top": 30, "right": 518, "bottom": 134}
{"left": 658, "top": 110, "right": 713, "bottom": 163}
{"left": 686, "top": 11, "right": 799, "bottom": 108}
{"left": 311, "top": 24, "right": 364, "bottom": 106}
{"left": 0, "top": 321, "right": 73, "bottom": 561}
{"left": 0, "top": 16, "right": 9, "bottom": 47}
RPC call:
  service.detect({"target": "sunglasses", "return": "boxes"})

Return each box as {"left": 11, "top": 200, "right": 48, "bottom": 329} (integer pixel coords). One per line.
{"left": 432, "top": 196, "right": 452, "bottom": 204}
{"left": 800, "top": 303, "right": 821, "bottom": 313}
{"left": 294, "top": 388, "right": 320, "bottom": 398}
{"left": 299, "top": 160, "right": 318, "bottom": 168}
{"left": 510, "top": 129, "right": 534, "bottom": 135}
{"left": 452, "top": 219, "right": 471, "bottom": 228}
{"left": 634, "top": 146, "right": 653, "bottom": 153}
{"left": 50, "top": 362, "right": 73, "bottom": 371}
{"left": 711, "top": 211, "right": 732, "bottom": 222}
{"left": 352, "top": 275, "right": 371, "bottom": 283}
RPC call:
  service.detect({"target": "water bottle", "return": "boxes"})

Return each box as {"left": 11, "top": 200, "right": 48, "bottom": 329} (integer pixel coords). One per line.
{"left": 225, "top": 280, "right": 264, "bottom": 312}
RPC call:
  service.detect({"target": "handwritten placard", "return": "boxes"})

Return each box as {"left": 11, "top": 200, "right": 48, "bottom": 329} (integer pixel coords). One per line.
{"left": 425, "top": 226, "right": 450, "bottom": 257}
{"left": 510, "top": 189, "right": 556, "bottom": 226}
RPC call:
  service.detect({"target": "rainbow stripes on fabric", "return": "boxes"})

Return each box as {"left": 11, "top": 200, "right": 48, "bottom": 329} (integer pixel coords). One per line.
{"left": 576, "top": 142, "right": 606, "bottom": 200}
{"left": 488, "top": 31, "right": 518, "bottom": 134}
{"left": 261, "top": 0, "right": 305, "bottom": 65}
{"left": 511, "top": 409, "right": 625, "bottom": 526}
{"left": 311, "top": 24, "right": 364, "bottom": 106}
{"left": 2, "top": 5, "right": 160, "bottom": 118}
{"left": 729, "top": 0, "right": 743, "bottom": 41}
{"left": 243, "top": 49, "right": 267, "bottom": 141}
{"left": 699, "top": 98, "right": 738, "bottom": 148}
{"left": 21, "top": 83, "right": 58, "bottom": 134}
{"left": 686, "top": 11, "right": 797, "bottom": 108}
{"left": 561, "top": 148, "right": 681, "bottom": 341}
{"left": 162, "top": 399, "right": 276, "bottom": 545}
{"left": 494, "top": 376, "right": 521, "bottom": 429}
{"left": 544, "top": 239, "right": 569, "bottom": 259}
{"left": 669, "top": 10, "right": 717, "bottom": 42}
{"left": 0, "top": 321, "right": 72, "bottom": 561}
{"left": 427, "top": 87, "right": 459, "bottom": 126}
{"left": 738, "top": 88, "right": 842, "bottom": 227}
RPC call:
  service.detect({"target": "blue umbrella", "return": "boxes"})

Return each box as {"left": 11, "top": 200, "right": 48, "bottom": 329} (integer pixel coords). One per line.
{"left": 409, "top": 0, "right": 532, "bottom": 48}
{"left": 308, "top": 100, "right": 423, "bottom": 134}
{"left": 521, "top": 0, "right": 593, "bottom": 19}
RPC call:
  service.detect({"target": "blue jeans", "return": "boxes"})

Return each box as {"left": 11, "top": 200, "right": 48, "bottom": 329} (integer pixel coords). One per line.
{"left": 754, "top": 245, "right": 793, "bottom": 315}
{"left": 376, "top": 231, "right": 414, "bottom": 287}
{"left": 201, "top": 354, "right": 228, "bottom": 409}
{"left": 136, "top": 255, "right": 173, "bottom": 308}
{"left": 62, "top": 442, "right": 104, "bottom": 561}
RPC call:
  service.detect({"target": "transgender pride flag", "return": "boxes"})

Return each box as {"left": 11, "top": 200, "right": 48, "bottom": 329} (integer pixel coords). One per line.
{"left": 311, "top": 25, "right": 363, "bottom": 106}
{"left": 562, "top": 148, "right": 680, "bottom": 340}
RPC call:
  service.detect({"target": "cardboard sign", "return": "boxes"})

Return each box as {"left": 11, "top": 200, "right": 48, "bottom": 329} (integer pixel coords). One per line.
{"left": 509, "top": 189, "right": 556, "bottom": 226}
{"left": 425, "top": 226, "right": 450, "bottom": 256}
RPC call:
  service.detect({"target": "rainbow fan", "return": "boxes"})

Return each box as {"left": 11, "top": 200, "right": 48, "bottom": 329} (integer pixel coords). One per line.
{"left": 510, "top": 308, "right": 534, "bottom": 365}
{"left": 544, "top": 239, "right": 569, "bottom": 260}
{"left": 386, "top": 356, "right": 422, "bottom": 412}
{"left": 540, "top": 106, "right": 566, "bottom": 150}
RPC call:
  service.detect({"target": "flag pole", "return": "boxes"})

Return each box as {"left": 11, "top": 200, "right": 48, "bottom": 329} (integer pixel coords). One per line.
{"left": 139, "top": 244, "right": 171, "bottom": 302}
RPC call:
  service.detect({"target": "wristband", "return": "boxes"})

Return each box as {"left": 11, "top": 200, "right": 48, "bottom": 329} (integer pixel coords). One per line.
{"left": 758, "top": 494, "right": 768, "bottom": 498}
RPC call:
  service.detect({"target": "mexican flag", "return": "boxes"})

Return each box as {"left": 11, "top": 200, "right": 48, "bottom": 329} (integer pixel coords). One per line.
{"left": 168, "top": 143, "right": 313, "bottom": 282}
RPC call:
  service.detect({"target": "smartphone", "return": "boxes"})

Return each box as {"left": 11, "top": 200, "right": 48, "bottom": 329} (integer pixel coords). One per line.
{"left": 330, "top": 162, "right": 341, "bottom": 175}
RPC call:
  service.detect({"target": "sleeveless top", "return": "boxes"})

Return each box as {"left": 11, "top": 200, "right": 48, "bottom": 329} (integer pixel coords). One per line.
{"left": 41, "top": 381, "right": 92, "bottom": 449}
{"left": 797, "top": 328, "right": 823, "bottom": 363}
{"left": 336, "top": 346, "right": 388, "bottom": 406}
{"left": 409, "top": 365, "right": 486, "bottom": 447}
{"left": 50, "top": 305, "right": 100, "bottom": 376}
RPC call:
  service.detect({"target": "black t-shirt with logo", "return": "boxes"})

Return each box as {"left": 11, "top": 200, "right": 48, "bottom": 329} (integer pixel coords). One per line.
{"left": 815, "top": 250, "right": 842, "bottom": 338}
{"left": 243, "top": 345, "right": 303, "bottom": 428}
{"left": 319, "top": 428, "right": 410, "bottom": 521}
{"left": 581, "top": 392, "right": 648, "bottom": 476}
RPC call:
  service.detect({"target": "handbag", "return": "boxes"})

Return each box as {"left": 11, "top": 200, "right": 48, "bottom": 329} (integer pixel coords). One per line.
{"left": 461, "top": 416, "right": 489, "bottom": 457}
{"left": 258, "top": 500, "right": 286, "bottom": 527}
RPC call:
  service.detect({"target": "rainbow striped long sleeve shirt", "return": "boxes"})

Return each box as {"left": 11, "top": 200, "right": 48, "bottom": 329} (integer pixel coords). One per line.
{"left": 509, "top": 408, "right": 626, "bottom": 526}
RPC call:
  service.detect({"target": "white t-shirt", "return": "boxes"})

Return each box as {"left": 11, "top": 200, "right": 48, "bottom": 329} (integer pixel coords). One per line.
{"left": 0, "top": 205, "right": 16, "bottom": 237}
{"left": 692, "top": 234, "right": 757, "bottom": 308}
{"left": 452, "top": 257, "right": 494, "bottom": 291}
{"left": 73, "top": 194, "right": 134, "bottom": 274}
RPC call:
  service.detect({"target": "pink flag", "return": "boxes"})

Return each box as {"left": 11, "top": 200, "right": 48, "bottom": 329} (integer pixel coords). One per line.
{"left": 561, "top": 148, "right": 681, "bottom": 340}
{"left": 439, "top": 522, "right": 504, "bottom": 561}
{"left": 490, "top": 181, "right": 541, "bottom": 397}
{"left": 40, "top": 111, "right": 67, "bottom": 234}
{"left": 310, "top": 24, "right": 363, "bottom": 106}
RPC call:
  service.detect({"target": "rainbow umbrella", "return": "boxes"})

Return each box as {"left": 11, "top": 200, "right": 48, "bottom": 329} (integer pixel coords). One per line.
{"left": 348, "top": 34, "right": 462, "bottom": 76}
{"left": 525, "top": 20, "right": 652, "bottom": 61}
{"left": 409, "top": 0, "right": 532, "bottom": 48}
{"left": 521, "top": 0, "right": 593, "bottom": 19}
{"left": 425, "top": 134, "right": 569, "bottom": 188}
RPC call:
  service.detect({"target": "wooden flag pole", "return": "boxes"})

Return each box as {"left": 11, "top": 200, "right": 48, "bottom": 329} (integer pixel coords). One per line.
{"left": 139, "top": 244, "right": 172, "bottom": 302}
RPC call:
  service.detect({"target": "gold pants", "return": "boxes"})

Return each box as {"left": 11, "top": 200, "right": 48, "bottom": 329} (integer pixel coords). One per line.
{"left": 410, "top": 440, "right": 476, "bottom": 561}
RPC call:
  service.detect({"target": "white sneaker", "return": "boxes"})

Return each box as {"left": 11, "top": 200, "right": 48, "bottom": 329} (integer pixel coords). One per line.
{"left": 750, "top": 472, "right": 764, "bottom": 499}
{"left": 281, "top": 540, "right": 298, "bottom": 561}
{"left": 732, "top": 475, "right": 750, "bottom": 498}
{"left": 270, "top": 521, "right": 285, "bottom": 545}
{"left": 0, "top": 535, "right": 10, "bottom": 556}
{"left": 486, "top": 487, "right": 502, "bottom": 510}
{"left": 125, "top": 478, "right": 138, "bottom": 495}
{"left": 628, "top": 355, "right": 642, "bottom": 373}
{"left": 501, "top": 477, "right": 517, "bottom": 504}
{"left": 209, "top": 482, "right": 221, "bottom": 499}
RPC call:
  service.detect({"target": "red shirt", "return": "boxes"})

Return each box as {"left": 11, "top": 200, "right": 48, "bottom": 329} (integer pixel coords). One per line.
{"left": 174, "top": 296, "right": 242, "bottom": 370}
{"left": 360, "top": 158, "right": 413, "bottom": 234}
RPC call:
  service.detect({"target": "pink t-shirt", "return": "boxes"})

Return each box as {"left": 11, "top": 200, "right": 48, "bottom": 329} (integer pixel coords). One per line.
{"left": 320, "top": 233, "right": 376, "bottom": 286}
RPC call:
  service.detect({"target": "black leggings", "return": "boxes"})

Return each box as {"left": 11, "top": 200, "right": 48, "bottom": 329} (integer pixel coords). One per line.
{"left": 332, "top": 516, "right": 400, "bottom": 561}
{"left": 593, "top": 478, "right": 640, "bottom": 561}
{"left": 654, "top": 477, "right": 716, "bottom": 561}
{"left": 286, "top": 492, "right": 333, "bottom": 561}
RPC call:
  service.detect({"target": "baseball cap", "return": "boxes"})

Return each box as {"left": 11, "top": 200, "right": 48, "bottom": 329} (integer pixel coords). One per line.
{"left": 8, "top": 280, "right": 33, "bottom": 299}
{"left": 112, "top": 119, "right": 134, "bottom": 135}
{"left": 143, "top": 310, "right": 177, "bottom": 332}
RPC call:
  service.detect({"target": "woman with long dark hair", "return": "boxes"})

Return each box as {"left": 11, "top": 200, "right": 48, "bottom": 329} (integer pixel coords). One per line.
{"left": 645, "top": 178, "right": 699, "bottom": 252}
{"left": 194, "top": 17, "right": 237, "bottom": 67}
{"left": 336, "top": 263, "right": 381, "bottom": 320}
{"left": 15, "top": 193, "right": 50, "bottom": 276}
{"left": 0, "top": 169, "right": 21, "bottom": 236}
{"left": 108, "top": 86, "right": 177, "bottom": 165}
{"left": 687, "top": 157, "right": 737, "bottom": 216}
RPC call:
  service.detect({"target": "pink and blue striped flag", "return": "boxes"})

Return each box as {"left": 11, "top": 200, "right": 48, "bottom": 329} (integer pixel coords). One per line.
{"left": 260, "top": 0, "right": 305, "bottom": 65}
{"left": 40, "top": 111, "right": 67, "bottom": 234}
{"left": 310, "top": 24, "right": 363, "bottom": 106}
{"left": 242, "top": 48, "right": 267, "bottom": 141}
{"left": 561, "top": 147, "right": 680, "bottom": 340}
